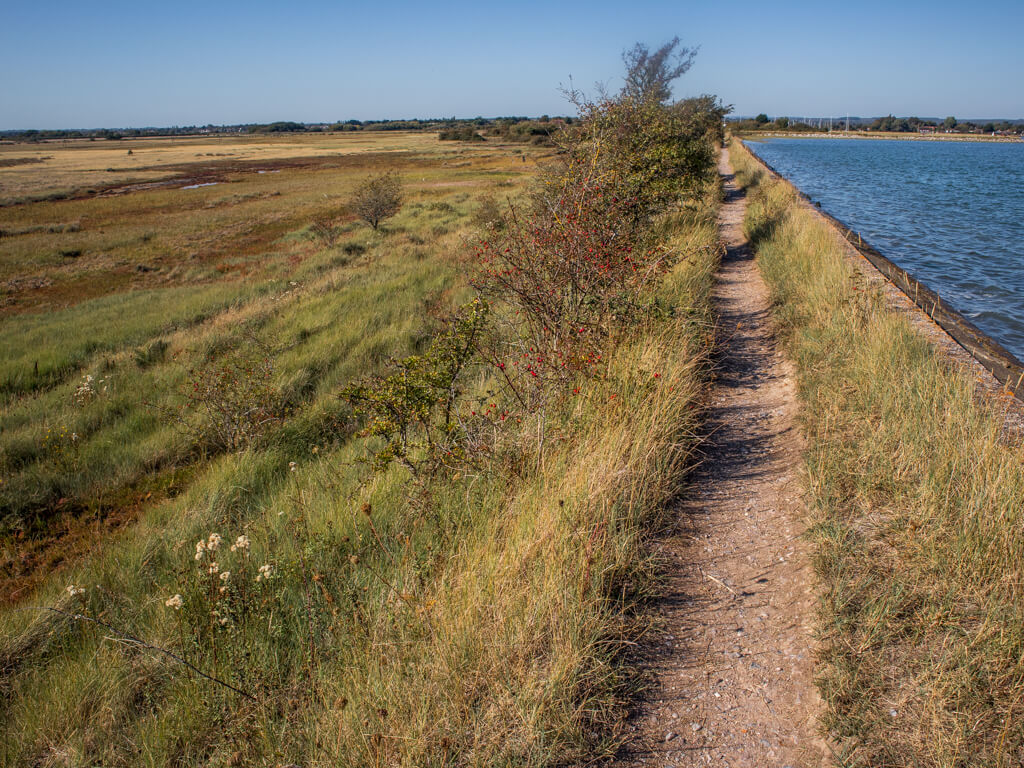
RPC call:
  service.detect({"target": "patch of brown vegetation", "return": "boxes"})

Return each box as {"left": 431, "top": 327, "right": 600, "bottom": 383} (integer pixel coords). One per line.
{"left": 0, "top": 157, "right": 49, "bottom": 168}
{"left": 0, "top": 466, "right": 192, "bottom": 606}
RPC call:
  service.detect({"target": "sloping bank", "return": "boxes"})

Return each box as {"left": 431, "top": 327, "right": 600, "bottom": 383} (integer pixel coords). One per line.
{"left": 0, "top": 108, "right": 721, "bottom": 765}
{"left": 730, "top": 138, "right": 1024, "bottom": 766}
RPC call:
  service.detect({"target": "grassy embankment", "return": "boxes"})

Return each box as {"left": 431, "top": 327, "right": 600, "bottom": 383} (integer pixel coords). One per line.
{"left": 731, "top": 138, "right": 1024, "bottom": 767}
{"left": 0, "top": 127, "right": 720, "bottom": 765}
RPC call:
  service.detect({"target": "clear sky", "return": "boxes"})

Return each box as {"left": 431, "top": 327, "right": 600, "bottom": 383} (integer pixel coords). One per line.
{"left": 2, "top": 0, "right": 1021, "bottom": 129}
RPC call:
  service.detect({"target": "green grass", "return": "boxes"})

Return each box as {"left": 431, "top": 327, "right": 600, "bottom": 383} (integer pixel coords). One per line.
{"left": 0, "top": 138, "right": 536, "bottom": 535}
{"left": 0, "top": 132, "right": 720, "bottom": 766}
{"left": 732, "top": 138, "right": 1024, "bottom": 767}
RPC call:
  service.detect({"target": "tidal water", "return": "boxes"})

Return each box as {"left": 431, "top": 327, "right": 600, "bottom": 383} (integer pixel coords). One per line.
{"left": 745, "top": 137, "right": 1024, "bottom": 359}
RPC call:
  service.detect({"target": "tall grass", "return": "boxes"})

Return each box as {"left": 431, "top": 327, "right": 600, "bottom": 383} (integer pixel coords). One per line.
{"left": 0, "top": 132, "right": 719, "bottom": 763}
{"left": 731, "top": 139, "right": 1024, "bottom": 767}
{"left": 0, "top": 146, "right": 530, "bottom": 533}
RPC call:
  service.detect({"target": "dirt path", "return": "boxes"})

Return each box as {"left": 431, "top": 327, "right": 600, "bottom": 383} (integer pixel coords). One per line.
{"left": 614, "top": 147, "right": 825, "bottom": 767}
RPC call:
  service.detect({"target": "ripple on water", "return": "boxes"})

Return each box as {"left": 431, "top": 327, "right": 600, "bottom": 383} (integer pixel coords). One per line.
{"left": 750, "top": 138, "right": 1024, "bottom": 359}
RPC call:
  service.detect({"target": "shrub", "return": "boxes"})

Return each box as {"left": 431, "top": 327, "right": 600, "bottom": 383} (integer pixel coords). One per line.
{"left": 341, "top": 299, "right": 491, "bottom": 479}
{"left": 164, "top": 349, "right": 287, "bottom": 454}
{"left": 350, "top": 171, "right": 403, "bottom": 230}
{"left": 438, "top": 126, "right": 484, "bottom": 142}
{"left": 309, "top": 219, "right": 339, "bottom": 246}
{"left": 472, "top": 195, "right": 505, "bottom": 231}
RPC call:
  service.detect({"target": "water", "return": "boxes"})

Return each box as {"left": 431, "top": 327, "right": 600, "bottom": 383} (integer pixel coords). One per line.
{"left": 745, "top": 137, "right": 1024, "bottom": 359}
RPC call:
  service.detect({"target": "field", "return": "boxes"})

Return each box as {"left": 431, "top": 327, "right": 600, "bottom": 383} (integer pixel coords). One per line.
{"left": 0, "top": 124, "right": 722, "bottom": 766}
{"left": 0, "top": 131, "right": 541, "bottom": 597}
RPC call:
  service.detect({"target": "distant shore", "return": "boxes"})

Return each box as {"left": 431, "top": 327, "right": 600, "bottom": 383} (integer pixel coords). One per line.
{"left": 739, "top": 130, "right": 1022, "bottom": 143}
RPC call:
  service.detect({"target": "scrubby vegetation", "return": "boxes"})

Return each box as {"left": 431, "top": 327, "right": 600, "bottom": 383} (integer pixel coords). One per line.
{"left": 0, "top": 48, "right": 726, "bottom": 766}
{"left": 349, "top": 171, "right": 403, "bottom": 230}
{"left": 732, "top": 138, "right": 1024, "bottom": 767}
{"left": 438, "top": 125, "right": 484, "bottom": 142}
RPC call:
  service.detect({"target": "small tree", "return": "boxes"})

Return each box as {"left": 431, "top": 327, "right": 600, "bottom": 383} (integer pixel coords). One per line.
{"left": 350, "top": 171, "right": 403, "bottom": 230}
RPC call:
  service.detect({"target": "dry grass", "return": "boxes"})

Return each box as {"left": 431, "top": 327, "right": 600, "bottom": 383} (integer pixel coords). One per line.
{"left": 0, "top": 132, "right": 541, "bottom": 580}
{"left": 0, "top": 131, "right": 719, "bottom": 765}
{"left": 0, "top": 131, "right": 492, "bottom": 203}
{"left": 0, "top": 132, "right": 545, "bottom": 314}
{"left": 731, "top": 138, "right": 1024, "bottom": 767}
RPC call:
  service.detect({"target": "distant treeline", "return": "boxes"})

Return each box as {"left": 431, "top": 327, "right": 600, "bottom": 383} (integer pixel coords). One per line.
{"left": 730, "top": 113, "right": 1024, "bottom": 135}
{"left": 0, "top": 117, "right": 573, "bottom": 143}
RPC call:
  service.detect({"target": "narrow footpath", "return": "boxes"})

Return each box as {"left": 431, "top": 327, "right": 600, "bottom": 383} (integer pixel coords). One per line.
{"left": 615, "top": 147, "right": 825, "bottom": 767}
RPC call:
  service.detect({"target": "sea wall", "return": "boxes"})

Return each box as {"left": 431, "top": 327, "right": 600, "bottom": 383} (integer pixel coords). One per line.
{"left": 738, "top": 138, "right": 1024, "bottom": 402}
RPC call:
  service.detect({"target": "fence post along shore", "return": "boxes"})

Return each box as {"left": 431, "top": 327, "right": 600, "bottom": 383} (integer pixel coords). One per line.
{"left": 740, "top": 140, "right": 1024, "bottom": 401}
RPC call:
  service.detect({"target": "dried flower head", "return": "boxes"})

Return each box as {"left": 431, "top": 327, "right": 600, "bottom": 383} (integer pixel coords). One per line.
{"left": 219, "top": 571, "right": 231, "bottom": 582}
{"left": 206, "top": 533, "right": 223, "bottom": 551}
{"left": 66, "top": 584, "right": 86, "bottom": 598}
{"left": 207, "top": 562, "right": 219, "bottom": 575}
{"left": 256, "top": 563, "right": 274, "bottom": 582}
{"left": 165, "top": 594, "right": 184, "bottom": 610}
{"left": 230, "top": 535, "right": 251, "bottom": 553}
{"left": 288, "top": 461, "right": 297, "bottom": 472}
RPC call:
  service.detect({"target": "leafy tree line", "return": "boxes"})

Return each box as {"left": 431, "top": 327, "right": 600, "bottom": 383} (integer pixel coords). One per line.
{"left": 729, "top": 113, "right": 1023, "bottom": 135}
{"left": 1, "top": 116, "right": 576, "bottom": 143}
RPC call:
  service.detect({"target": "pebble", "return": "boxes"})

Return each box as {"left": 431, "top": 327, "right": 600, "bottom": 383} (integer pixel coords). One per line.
{"left": 690, "top": 722, "right": 702, "bottom": 732}
{"left": 665, "top": 731, "right": 677, "bottom": 742}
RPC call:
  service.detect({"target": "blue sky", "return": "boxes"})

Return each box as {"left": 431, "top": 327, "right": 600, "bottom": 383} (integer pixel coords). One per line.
{"left": 2, "top": 0, "right": 1021, "bottom": 129}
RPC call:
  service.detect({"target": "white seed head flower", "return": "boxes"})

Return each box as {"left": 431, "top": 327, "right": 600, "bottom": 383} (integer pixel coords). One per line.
{"left": 66, "top": 584, "right": 86, "bottom": 598}
{"left": 207, "top": 561, "right": 219, "bottom": 575}
{"left": 206, "top": 533, "right": 222, "bottom": 551}
{"left": 256, "top": 563, "right": 274, "bottom": 582}
{"left": 164, "top": 594, "right": 184, "bottom": 610}
{"left": 230, "top": 535, "right": 250, "bottom": 553}
{"left": 219, "top": 571, "right": 231, "bottom": 582}
{"left": 288, "top": 461, "right": 297, "bottom": 472}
